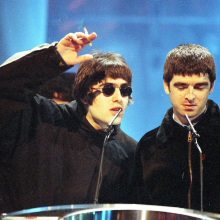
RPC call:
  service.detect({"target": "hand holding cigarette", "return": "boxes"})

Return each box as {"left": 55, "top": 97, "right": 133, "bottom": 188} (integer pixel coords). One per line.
{"left": 84, "top": 27, "right": 92, "bottom": 46}
{"left": 56, "top": 31, "right": 97, "bottom": 65}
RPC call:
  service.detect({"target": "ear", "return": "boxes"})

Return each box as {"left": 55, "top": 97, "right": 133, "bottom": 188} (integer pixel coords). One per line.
{"left": 80, "top": 98, "right": 88, "bottom": 105}
{"left": 209, "top": 82, "right": 215, "bottom": 94}
{"left": 163, "top": 80, "right": 170, "bottom": 95}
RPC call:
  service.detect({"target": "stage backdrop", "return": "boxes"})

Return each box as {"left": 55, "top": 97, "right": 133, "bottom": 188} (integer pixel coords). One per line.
{"left": 0, "top": 0, "right": 220, "bottom": 141}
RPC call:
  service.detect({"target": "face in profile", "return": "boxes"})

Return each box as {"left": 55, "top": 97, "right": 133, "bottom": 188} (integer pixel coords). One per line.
{"left": 84, "top": 77, "right": 131, "bottom": 130}
{"left": 163, "top": 73, "right": 214, "bottom": 125}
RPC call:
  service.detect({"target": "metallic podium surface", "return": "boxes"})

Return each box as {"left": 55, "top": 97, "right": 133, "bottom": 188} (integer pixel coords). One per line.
{"left": 1, "top": 204, "right": 220, "bottom": 220}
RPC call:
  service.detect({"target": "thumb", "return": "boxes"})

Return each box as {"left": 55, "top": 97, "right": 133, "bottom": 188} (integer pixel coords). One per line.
{"left": 74, "top": 54, "right": 93, "bottom": 64}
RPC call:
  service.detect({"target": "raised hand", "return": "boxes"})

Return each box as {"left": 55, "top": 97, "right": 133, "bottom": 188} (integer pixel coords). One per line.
{"left": 56, "top": 32, "right": 97, "bottom": 66}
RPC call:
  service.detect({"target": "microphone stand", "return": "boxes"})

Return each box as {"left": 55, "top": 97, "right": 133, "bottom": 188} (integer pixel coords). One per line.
{"left": 93, "top": 109, "right": 122, "bottom": 204}
{"left": 185, "top": 114, "right": 203, "bottom": 212}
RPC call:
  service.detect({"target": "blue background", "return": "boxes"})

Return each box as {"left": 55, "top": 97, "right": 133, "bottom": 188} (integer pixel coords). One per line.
{"left": 1, "top": 0, "right": 220, "bottom": 142}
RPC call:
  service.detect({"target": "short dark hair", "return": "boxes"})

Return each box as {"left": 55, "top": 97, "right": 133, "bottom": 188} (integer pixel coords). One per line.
{"left": 73, "top": 50, "right": 133, "bottom": 106}
{"left": 163, "top": 44, "right": 216, "bottom": 85}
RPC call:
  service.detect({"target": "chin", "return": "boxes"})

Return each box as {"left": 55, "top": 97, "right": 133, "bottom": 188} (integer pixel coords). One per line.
{"left": 112, "top": 118, "right": 122, "bottom": 125}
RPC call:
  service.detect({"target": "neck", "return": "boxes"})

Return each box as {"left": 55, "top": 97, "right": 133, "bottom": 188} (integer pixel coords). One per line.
{"left": 173, "top": 110, "right": 207, "bottom": 126}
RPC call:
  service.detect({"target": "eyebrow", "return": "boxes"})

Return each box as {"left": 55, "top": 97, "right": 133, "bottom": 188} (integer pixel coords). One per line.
{"left": 99, "top": 82, "right": 129, "bottom": 87}
{"left": 173, "top": 82, "right": 209, "bottom": 87}
{"left": 173, "top": 82, "right": 187, "bottom": 86}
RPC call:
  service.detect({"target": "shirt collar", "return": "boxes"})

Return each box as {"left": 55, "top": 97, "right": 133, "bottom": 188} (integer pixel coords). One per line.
{"left": 172, "top": 108, "right": 207, "bottom": 129}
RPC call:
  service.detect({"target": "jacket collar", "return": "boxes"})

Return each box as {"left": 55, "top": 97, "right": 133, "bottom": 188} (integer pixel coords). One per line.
{"left": 69, "top": 101, "right": 120, "bottom": 143}
{"left": 156, "top": 99, "right": 220, "bottom": 146}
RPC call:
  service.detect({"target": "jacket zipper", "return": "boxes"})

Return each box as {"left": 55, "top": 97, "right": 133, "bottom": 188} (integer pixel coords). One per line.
{"left": 188, "top": 130, "right": 192, "bottom": 209}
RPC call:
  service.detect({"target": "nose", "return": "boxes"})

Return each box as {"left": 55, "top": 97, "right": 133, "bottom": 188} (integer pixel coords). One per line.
{"left": 185, "top": 87, "right": 195, "bottom": 100}
{"left": 112, "top": 88, "right": 123, "bottom": 102}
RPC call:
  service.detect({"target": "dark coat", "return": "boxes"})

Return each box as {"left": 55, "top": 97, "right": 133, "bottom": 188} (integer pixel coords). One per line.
{"left": 136, "top": 100, "right": 220, "bottom": 213}
{"left": 0, "top": 44, "right": 137, "bottom": 213}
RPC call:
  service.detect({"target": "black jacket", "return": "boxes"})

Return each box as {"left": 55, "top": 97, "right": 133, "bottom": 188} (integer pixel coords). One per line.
{"left": 136, "top": 100, "right": 220, "bottom": 213}
{"left": 0, "top": 44, "right": 137, "bottom": 213}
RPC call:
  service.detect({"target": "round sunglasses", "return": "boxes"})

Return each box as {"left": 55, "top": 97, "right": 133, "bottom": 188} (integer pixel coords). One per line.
{"left": 92, "top": 84, "right": 132, "bottom": 97}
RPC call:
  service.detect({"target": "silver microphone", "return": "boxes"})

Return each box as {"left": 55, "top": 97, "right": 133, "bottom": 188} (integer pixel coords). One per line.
{"left": 94, "top": 108, "right": 122, "bottom": 204}
{"left": 107, "top": 109, "right": 122, "bottom": 128}
{"left": 185, "top": 114, "right": 200, "bottom": 138}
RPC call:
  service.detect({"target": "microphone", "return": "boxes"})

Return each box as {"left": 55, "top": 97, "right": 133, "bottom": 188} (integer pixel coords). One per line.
{"left": 107, "top": 109, "right": 122, "bottom": 129}
{"left": 93, "top": 109, "right": 122, "bottom": 204}
{"left": 185, "top": 114, "right": 200, "bottom": 138}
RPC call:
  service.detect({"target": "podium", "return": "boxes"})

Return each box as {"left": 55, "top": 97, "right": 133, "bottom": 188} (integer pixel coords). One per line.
{"left": 1, "top": 204, "right": 220, "bottom": 220}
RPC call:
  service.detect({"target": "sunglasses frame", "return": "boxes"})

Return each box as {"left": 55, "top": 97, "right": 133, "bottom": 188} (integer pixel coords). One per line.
{"left": 91, "top": 84, "right": 132, "bottom": 97}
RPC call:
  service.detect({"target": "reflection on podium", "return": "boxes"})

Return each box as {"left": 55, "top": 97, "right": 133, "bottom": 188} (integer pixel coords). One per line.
{"left": 1, "top": 204, "right": 220, "bottom": 220}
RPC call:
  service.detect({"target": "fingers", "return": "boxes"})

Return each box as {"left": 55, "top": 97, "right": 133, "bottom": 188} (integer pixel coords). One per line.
{"left": 67, "top": 32, "right": 97, "bottom": 46}
{"left": 87, "top": 32, "right": 98, "bottom": 42}
{"left": 57, "top": 31, "right": 97, "bottom": 66}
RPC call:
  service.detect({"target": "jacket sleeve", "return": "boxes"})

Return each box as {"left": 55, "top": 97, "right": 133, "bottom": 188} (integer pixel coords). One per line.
{"left": 0, "top": 43, "right": 71, "bottom": 127}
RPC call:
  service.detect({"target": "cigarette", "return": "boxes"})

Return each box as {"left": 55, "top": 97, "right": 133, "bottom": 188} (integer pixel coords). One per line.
{"left": 84, "top": 27, "right": 92, "bottom": 46}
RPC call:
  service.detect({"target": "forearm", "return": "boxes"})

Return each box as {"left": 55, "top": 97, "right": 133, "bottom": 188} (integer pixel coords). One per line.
{"left": 0, "top": 43, "right": 71, "bottom": 127}
{"left": 0, "top": 43, "right": 71, "bottom": 103}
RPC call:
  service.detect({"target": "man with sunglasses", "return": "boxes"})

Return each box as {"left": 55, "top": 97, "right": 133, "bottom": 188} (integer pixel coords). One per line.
{"left": 0, "top": 31, "right": 137, "bottom": 213}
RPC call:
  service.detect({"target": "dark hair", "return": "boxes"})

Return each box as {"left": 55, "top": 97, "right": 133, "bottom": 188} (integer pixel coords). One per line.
{"left": 73, "top": 50, "right": 133, "bottom": 106}
{"left": 38, "top": 73, "right": 75, "bottom": 102}
{"left": 163, "top": 44, "right": 216, "bottom": 85}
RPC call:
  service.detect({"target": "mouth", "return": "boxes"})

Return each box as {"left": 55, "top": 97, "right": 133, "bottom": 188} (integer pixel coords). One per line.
{"left": 182, "top": 104, "right": 196, "bottom": 110}
{"left": 110, "top": 107, "right": 123, "bottom": 114}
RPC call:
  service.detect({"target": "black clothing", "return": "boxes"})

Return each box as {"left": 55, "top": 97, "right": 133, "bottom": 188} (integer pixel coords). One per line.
{"left": 0, "top": 44, "right": 137, "bottom": 213}
{"left": 136, "top": 100, "right": 220, "bottom": 213}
